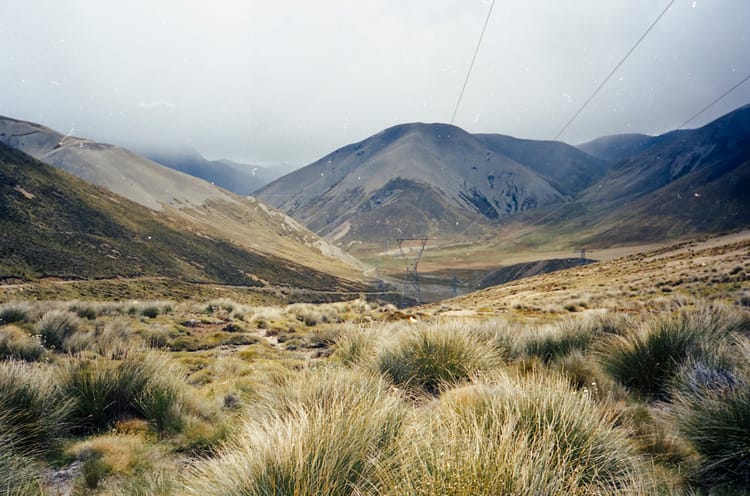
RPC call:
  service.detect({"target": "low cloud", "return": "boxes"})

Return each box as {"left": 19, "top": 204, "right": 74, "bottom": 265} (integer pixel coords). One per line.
{"left": 136, "top": 100, "right": 175, "bottom": 110}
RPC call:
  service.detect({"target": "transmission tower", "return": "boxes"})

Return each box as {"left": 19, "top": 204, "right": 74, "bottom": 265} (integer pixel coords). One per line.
{"left": 574, "top": 248, "right": 593, "bottom": 265}
{"left": 397, "top": 237, "right": 429, "bottom": 307}
{"left": 450, "top": 274, "right": 468, "bottom": 298}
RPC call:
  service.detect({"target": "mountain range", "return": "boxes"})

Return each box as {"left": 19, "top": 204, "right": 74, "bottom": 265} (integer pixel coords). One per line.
{"left": 257, "top": 104, "right": 750, "bottom": 249}
{"left": 2, "top": 103, "right": 748, "bottom": 297}
{"left": 255, "top": 123, "right": 607, "bottom": 244}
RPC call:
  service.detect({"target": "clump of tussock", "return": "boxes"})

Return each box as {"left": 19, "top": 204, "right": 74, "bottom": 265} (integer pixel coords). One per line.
{"left": 35, "top": 309, "right": 82, "bottom": 350}
{"left": 333, "top": 325, "right": 380, "bottom": 367}
{"left": 0, "top": 361, "right": 70, "bottom": 450}
{"left": 67, "top": 300, "right": 101, "bottom": 320}
{"left": 554, "top": 350, "right": 626, "bottom": 401}
{"left": 185, "top": 368, "right": 406, "bottom": 496}
{"left": 375, "top": 322, "right": 503, "bottom": 395}
{"left": 671, "top": 367, "right": 750, "bottom": 490}
{"left": 598, "top": 303, "right": 744, "bottom": 401}
{"left": 93, "top": 318, "right": 142, "bottom": 359}
{"left": 377, "top": 371, "right": 659, "bottom": 496}
{"left": 62, "top": 349, "right": 186, "bottom": 434}
{"left": 0, "top": 325, "right": 44, "bottom": 361}
{"left": 287, "top": 303, "right": 341, "bottom": 326}
{"left": 126, "top": 301, "right": 173, "bottom": 318}
{"left": 0, "top": 301, "right": 34, "bottom": 325}
{"left": 517, "top": 312, "right": 631, "bottom": 363}
{"left": 205, "top": 298, "right": 237, "bottom": 314}
{"left": 0, "top": 428, "right": 44, "bottom": 496}
{"left": 107, "top": 470, "right": 176, "bottom": 496}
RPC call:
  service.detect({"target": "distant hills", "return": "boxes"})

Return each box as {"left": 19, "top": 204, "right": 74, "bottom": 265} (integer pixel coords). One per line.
{"left": 137, "top": 145, "right": 295, "bottom": 196}
{"left": 257, "top": 104, "right": 750, "bottom": 249}
{"left": 0, "top": 115, "right": 368, "bottom": 287}
{"left": 255, "top": 123, "right": 606, "bottom": 243}
{"left": 536, "top": 103, "right": 750, "bottom": 246}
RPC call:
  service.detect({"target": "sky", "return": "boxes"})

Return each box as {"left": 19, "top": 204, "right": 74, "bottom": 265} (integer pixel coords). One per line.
{"left": 2, "top": 0, "right": 750, "bottom": 166}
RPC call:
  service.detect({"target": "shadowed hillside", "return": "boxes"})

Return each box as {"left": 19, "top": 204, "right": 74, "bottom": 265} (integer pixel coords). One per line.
{"left": 0, "top": 142, "right": 361, "bottom": 291}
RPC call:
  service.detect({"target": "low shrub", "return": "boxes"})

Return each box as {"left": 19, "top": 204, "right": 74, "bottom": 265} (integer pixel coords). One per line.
{"left": 376, "top": 323, "right": 502, "bottom": 395}
{"left": 36, "top": 310, "right": 82, "bottom": 350}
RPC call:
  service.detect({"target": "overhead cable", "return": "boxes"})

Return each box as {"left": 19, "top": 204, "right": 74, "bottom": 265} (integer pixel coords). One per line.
{"left": 554, "top": 0, "right": 675, "bottom": 140}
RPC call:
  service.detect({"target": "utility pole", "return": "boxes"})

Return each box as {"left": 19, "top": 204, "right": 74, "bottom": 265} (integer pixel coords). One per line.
{"left": 396, "top": 237, "right": 429, "bottom": 307}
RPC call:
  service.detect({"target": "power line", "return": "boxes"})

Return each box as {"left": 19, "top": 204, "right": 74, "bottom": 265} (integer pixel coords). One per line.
{"left": 677, "top": 72, "right": 750, "bottom": 129}
{"left": 554, "top": 0, "right": 675, "bottom": 141}
{"left": 451, "top": 0, "right": 496, "bottom": 124}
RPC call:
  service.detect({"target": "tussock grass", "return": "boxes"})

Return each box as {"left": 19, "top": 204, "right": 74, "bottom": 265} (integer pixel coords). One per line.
{"left": 0, "top": 361, "right": 69, "bottom": 450}
{"left": 554, "top": 350, "right": 626, "bottom": 401}
{"left": 287, "top": 302, "right": 341, "bottom": 326}
{"left": 36, "top": 309, "right": 82, "bottom": 350}
{"left": 669, "top": 336, "right": 750, "bottom": 489}
{"left": 333, "top": 325, "right": 378, "bottom": 366}
{"left": 598, "top": 304, "right": 744, "bottom": 401}
{"left": 70, "top": 434, "right": 155, "bottom": 479}
{"left": 107, "top": 471, "right": 176, "bottom": 496}
{"left": 672, "top": 373, "right": 750, "bottom": 489}
{"left": 185, "top": 368, "right": 406, "bottom": 496}
{"left": 377, "top": 371, "right": 657, "bottom": 496}
{"left": 62, "top": 349, "right": 185, "bottom": 434}
{"left": 0, "top": 301, "right": 34, "bottom": 325}
{"left": 518, "top": 312, "right": 632, "bottom": 363}
{"left": 0, "top": 325, "right": 44, "bottom": 361}
{"left": 0, "top": 429, "right": 44, "bottom": 496}
{"left": 375, "top": 322, "right": 503, "bottom": 395}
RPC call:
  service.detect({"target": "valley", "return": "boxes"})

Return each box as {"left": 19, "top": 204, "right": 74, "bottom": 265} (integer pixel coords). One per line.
{"left": 1, "top": 105, "right": 749, "bottom": 495}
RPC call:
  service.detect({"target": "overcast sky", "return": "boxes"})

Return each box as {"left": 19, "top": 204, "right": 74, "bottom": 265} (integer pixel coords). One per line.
{"left": 2, "top": 0, "right": 749, "bottom": 166}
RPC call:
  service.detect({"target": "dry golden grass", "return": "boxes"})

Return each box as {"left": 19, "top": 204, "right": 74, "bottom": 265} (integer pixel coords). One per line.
{"left": 0, "top": 232, "right": 747, "bottom": 495}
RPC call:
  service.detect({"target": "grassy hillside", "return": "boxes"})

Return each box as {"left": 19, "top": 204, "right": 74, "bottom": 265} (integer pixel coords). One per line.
{"left": 1, "top": 231, "right": 749, "bottom": 495}
{"left": 0, "top": 142, "right": 358, "bottom": 291}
